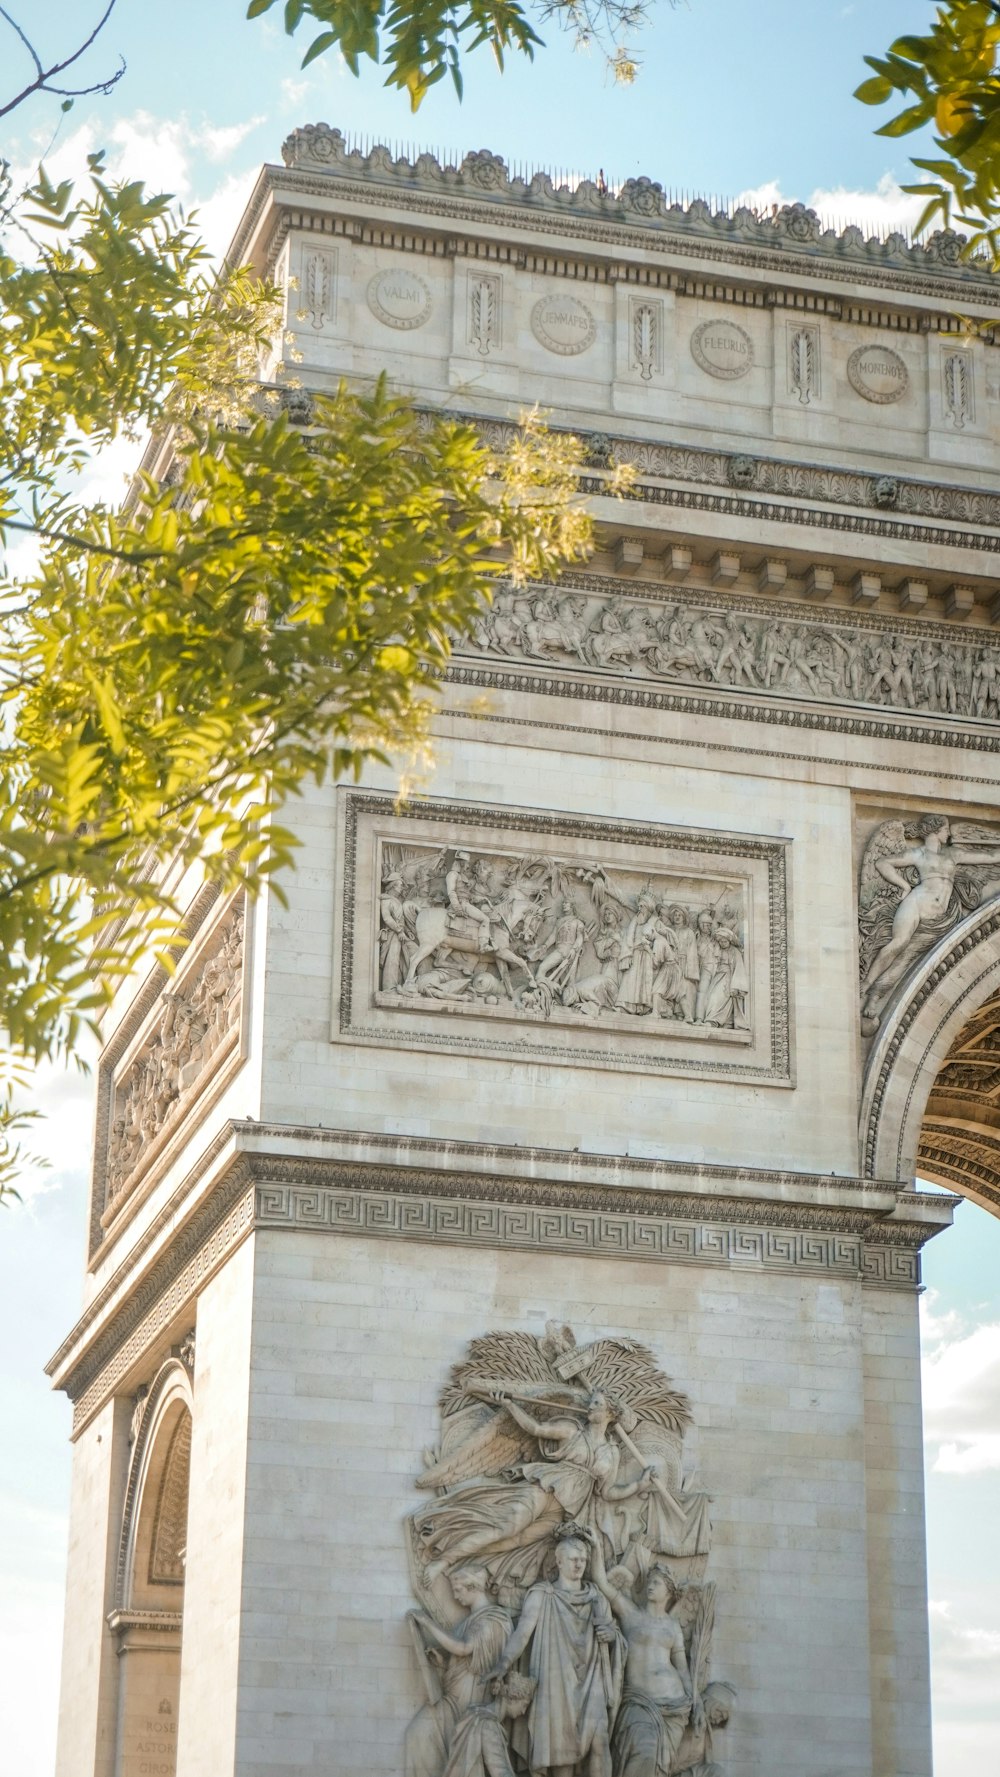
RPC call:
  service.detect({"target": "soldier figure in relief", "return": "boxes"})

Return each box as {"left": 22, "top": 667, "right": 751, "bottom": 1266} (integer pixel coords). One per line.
{"left": 405, "top": 1567, "right": 512, "bottom": 1777}
{"left": 446, "top": 852, "right": 495, "bottom": 952}
{"left": 533, "top": 900, "right": 588, "bottom": 993}
{"left": 489, "top": 1530, "right": 623, "bottom": 1777}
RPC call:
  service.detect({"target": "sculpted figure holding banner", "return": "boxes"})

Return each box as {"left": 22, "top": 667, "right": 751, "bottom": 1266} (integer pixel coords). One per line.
{"left": 419, "top": 1387, "right": 659, "bottom": 1585}
{"left": 406, "top": 1326, "right": 734, "bottom": 1777}
{"left": 490, "top": 1527, "right": 624, "bottom": 1777}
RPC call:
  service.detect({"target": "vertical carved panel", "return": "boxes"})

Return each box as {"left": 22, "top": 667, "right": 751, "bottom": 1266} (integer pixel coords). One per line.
{"left": 300, "top": 246, "right": 337, "bottom": 330}
{"left": 943, "top": 349, "right": 974, "bottom": 430}
{"left": 629, "top": 295, "right": 663, "bottom": 380}
{"left": 788, "top": 323, "right": 820, "bottom": 405}
{"left": 102, "top": 899, "right": 246, "bottom": 1222}
{"left": 468, "top": 272, "right": 501, "bottom": 356}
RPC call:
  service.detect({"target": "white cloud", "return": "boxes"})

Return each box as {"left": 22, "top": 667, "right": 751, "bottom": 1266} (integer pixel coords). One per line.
{"left": 930, "top": 1599, "right": 1000, "bottom": 1699}
{"left": 192, "top": 167, "right": 260, "bottom": 260}
{"left": 921, "top": 1295, "right": 1000, "bottom": 1475}
{"left": 200, "top": 117, "right": 265, "bottom": 163}
{"left": 736, "top": 171, "right": 925, "bottom": 240}
{"left": 6, "top": 108, "right": 263, "bottom": 256}
{"left": 934, "top": 1721, "right": 1000, "bottom": 1777}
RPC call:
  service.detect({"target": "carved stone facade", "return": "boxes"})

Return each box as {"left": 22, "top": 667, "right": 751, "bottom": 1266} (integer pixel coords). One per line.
{"left": 857, "top": 814, "right": 1000, "bottom": 1032}
{"left": 465, "top": 576, "right": 1000, "bottom": 725}
{"left": 52, "top": 126, "right": 998, "bottom": 1777}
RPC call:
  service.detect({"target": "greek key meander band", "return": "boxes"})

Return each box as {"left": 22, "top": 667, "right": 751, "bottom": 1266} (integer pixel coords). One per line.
{"left": 67, "top": 1173, "right": 924, "bottom": 1433}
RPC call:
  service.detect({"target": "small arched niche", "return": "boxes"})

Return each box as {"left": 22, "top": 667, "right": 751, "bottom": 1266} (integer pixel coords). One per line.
{"left": 860, "top": 893, "right": 1000, "bottom": 1212}
{"left": 109, "top": 1354, "right": 194, "bottom": 1777}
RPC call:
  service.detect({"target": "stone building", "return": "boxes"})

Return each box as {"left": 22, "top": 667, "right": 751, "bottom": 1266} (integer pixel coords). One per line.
{"left": 49, "top": 127, "right": 1000, "bottom": 1777}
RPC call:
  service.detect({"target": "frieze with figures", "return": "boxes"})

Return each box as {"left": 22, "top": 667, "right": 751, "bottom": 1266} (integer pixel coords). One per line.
{"left": 337, "top": 795, "right": 790, "bottom": 1083}
{"left": 101, "top": 899, "right": 245, "bottom": 1222}
{"left": 463, "top": 583, "right": 1000, "bottom": 722}
{"left": 404, "top": 1322, "right": 735, "bottom": 1777}
{"left": 377, "top": 841, "right": 750, "bottom": 1037}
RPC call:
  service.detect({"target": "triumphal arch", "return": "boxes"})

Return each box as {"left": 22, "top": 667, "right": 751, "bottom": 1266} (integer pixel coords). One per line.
{"left": 50, "top": 127, "right": 1000, "bottom": 1777}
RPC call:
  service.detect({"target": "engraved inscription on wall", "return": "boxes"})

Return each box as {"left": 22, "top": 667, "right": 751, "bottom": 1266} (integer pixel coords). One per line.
{"left": 690, "top": 319, "right": 754, "bottom": 380}
{"left": 531, "top": 293, "right": 597, "bottom": 356}
{"left": 336, "top": 794, "right": 791, "bottom": 1082}
{"left": 847, "top": 343, "right": 909, "bottom": 404}
{"left": 367, "top": 267, "right": 432, "bottom": 330}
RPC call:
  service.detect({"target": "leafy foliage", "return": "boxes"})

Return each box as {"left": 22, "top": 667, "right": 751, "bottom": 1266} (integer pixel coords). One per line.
{"left": 0, "top": 159, "right": 618, "bottom": 1201}
{"left": 246, "top": 0, "right": 655, "bottom": 108}
{"left": 856, "top": 2, "right": 1000, "bottom": 256}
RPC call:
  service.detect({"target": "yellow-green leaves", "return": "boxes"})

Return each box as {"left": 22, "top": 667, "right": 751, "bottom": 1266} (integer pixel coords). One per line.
{"left": 0, "top": 158, "right": 602, "bottom": 1203}
{"left": 856, "top": 5, "right": 1000, "bottom": 257}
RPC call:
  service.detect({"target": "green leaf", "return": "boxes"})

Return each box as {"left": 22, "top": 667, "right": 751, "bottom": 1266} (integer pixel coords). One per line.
{"left": 854, "top": 75, "right": 894, "bottom": 106}
{"left": 875, "top": 100, "right": 936, "bottom": 137}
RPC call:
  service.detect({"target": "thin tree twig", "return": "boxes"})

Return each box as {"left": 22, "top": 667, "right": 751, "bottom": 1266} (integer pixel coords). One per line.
{"left": 0, "top": 2, "right": 125, "bottom": 121}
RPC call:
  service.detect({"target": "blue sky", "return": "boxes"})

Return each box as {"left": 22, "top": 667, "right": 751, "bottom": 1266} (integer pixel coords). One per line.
{"left": 3, "top": 3, "right": 1000, "bottom": 1773}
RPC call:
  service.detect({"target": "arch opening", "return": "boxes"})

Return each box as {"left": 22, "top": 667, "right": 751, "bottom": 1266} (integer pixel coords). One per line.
{"left": 860, "top": 890, "right": 1000, "bottom": 1214}
{"left": 110, "top": 1357, "right": 193, "bottom": 1777}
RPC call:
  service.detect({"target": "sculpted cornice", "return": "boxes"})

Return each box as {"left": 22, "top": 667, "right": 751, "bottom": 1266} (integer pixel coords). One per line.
{"left": 580, "top": 475, "right": 1000, "bottom": 558}
{"left": 51, "top": 1121, "right": 954, "bottom": 1433}
{"left": 462, "top": 416, "right": 1000, "bottom": 537}
{"left": 256, "top": 128, "right": 1000, "bottom": 314}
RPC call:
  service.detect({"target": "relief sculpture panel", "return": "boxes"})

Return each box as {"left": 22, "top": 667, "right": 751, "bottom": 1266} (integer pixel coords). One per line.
{"left": 100, "top": 898, "right": 246, "bottom": 1225}
{"left": 463, "top": 579, "right": 1000, "bottom": 725}
{"left": 858, "top": 813, "right": 1000, "bottom": 1035}
{"left": 404, "top": 1322, "right": 735, "bottom": 1777}
{"left": 337, "top": 795, "right": 790, "bottom": 1083}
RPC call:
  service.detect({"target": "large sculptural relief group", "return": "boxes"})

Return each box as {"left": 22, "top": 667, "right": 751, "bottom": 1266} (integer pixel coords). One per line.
{"left": 378, "top": 847, "right": 749, "bottom": 1034}
{"left": 404, "top": 1327, "right": 734, "bottom": 1777}
{"left": 469, "top": 586, "right": 1000, "bottom": 720}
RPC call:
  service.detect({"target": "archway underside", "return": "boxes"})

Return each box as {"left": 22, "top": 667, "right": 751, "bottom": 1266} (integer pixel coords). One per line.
{"left": 918, "top": 987, "right": 1000, "bottom": 1215}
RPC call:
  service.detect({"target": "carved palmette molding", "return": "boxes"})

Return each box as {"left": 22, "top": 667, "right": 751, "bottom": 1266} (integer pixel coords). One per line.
{"left": 943, "top": 349, "right": 974, "bottom": 430}
{"left": 788, "top": 323, "right": 820, "bottom": 405}
{"left": 467, "top": 270, "right": 501, "bottom": 356}
{"left": 630, "top": 295, "right": 663, "bottom": 380}
{"left": 299, "top": 244, "right": 337, "bottom": 328}
{"left": 101, "top": 898, "right": 245, "bottom": 1225}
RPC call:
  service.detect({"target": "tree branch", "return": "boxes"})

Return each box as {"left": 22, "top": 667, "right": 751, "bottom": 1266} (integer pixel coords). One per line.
{"left": 0, "top": 3, "right": 125, "bottom": 121}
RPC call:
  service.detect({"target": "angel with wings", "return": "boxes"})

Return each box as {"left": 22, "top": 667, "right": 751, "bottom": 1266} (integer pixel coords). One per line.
{"left": 859, "top": 813, "right": 1000, "bottom": 1029}
{"left": 408, "top": 1327, "right": 710, "bottom": 1607}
